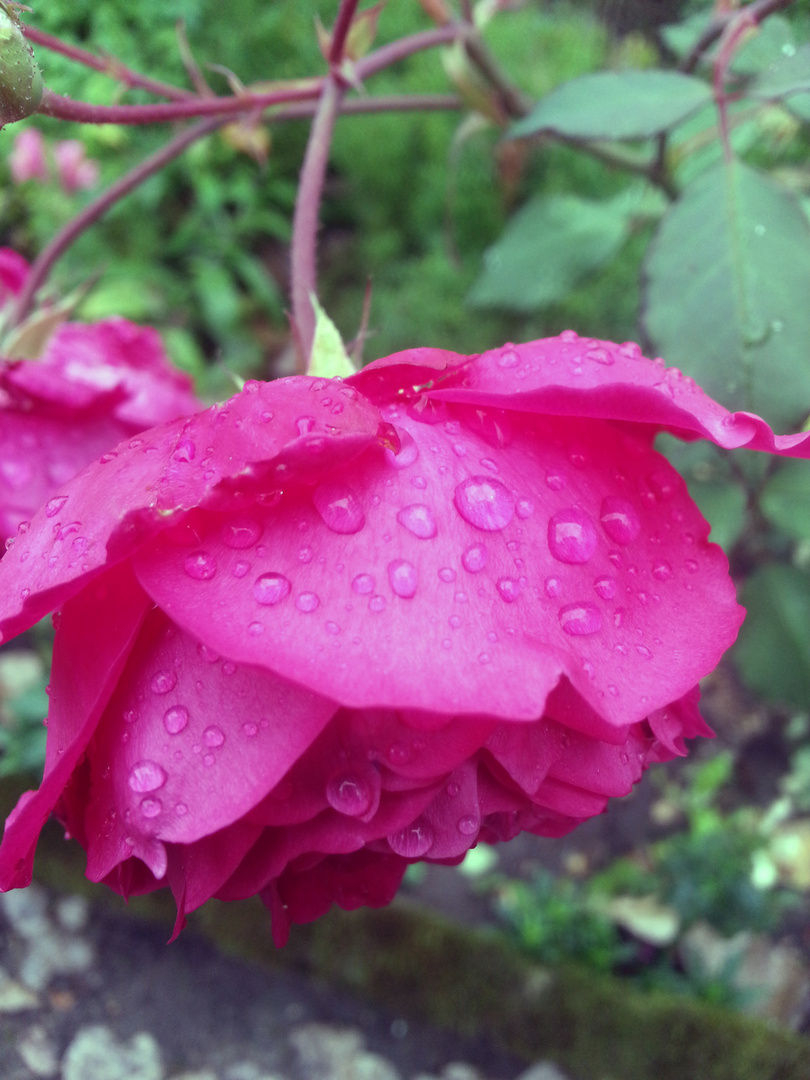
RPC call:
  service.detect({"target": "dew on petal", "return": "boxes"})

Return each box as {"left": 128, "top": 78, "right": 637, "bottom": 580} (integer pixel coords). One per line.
{"left": 296, "top": 592, "right": 320, "bottom": 613}
{"left": 652, "top": 560, "right": 673, "bottom": 582}
{"left": 397, "top": 504, "right": 438, "bottom": 540}
{"left": 685, "top": 559, "right": 699, "bottom": 573}
{"left": 296, "top": 416, "right": 316, "bottom": 435}
{"left": 457, "top": 815, "right": 479, "bottom": 835}
{"left": 636, "top": 645, "right": 653, "bottom": 660}
{"left": 45, "top": 495, "right": 68, "bottom": 518}
{"left": 496, "top": 577, "right": 520, "bottom": 603}
{"left": 173, "top": 439, "right": 196, "bottom": 463}
{"left": 326, "top": 771, "right": 374, "bottom": 817}
{"left": 203, "top": 725, "right": 225, "bottom": 748}
{"left": 369, "top": 595, "right": 386, "bottom": 612}
{"left": 248, "top": 621, "right": 264, "bottom": 636}
{"left": 544, "top": 576, "right": 561, "bottom": 598}
{"left": 388, "top": 819, "right": 435, "bottom": 858}
{"left": 352, "top": 573, "right": 375, "bottom": 595}
{"left": 128, "top": 760, "right": 167, "bottom": 794}
{"left": 388, "top": 559, "right": 418, "bottom": 599}
{"left": 461, "top": 544, "right": 488, "bottom": 573}
{"left": 313, "top": 481, "right": 365, "bottom": 534}
{"left": 548, "top": 509, "right": 598, "bottom": 564}
{"left": 385, "top": 427, "right": 419, "bottom": 469}
{"left": 232, "top": 560, "right": 250, "bottom": 579}
{"left": 453, "top": 476, "right": 514, "bottom": 532}
{"left": 438, "top": 567, "right": 457, "bottom": 583}
{"left": 253, "top": 573, "right": 291, "bottom": 606}
{"left": 184, "top": 551, "right": 217, "bottom": 580}
{"left": 163, "top": 705, "right": 189, "bottom": 735}
{"left": 242, "top": 721, "right": 258, "bottom": 737}
{"left": 140, "top": 797, "right": 162, "bottom": 819}
{"left": 585, "top": 347, "right": 614, "bottom": 366}
{"left": 600, "top": 497, "right": 641, "bottom": 544}
{"left": 497, "top": 347, "right": 519, "bottom": 369}
{"left": 558, "top": 603, "right": 602, "bottom": 636}
{"left": 594, "top": 576, "right": 617, "bottom": 600}
{"left": 545, "top": 473, "right": 566, "bottom": 491}
{"left": 222, "top": 518, "right": 261, "bottom": 549}
{"left": 150, "top": 670, "right": 177, "bottom": 695}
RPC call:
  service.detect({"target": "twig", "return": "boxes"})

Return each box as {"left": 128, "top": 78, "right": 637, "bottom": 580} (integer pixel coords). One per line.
{"left": 680, "top": 0, "right": 796, "bottom": 74}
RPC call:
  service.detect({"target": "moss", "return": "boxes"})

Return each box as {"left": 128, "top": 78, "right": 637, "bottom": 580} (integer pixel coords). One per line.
{"left": 2, "top": 774, "right": 809, "bottom": 1080}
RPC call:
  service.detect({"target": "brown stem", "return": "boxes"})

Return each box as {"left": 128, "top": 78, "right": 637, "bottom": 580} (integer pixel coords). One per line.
{"left": 10, "top": 116, "right": 227, "bottom": 328}
{"left": 22, "top": 25, "right": 195, "bottom": 100}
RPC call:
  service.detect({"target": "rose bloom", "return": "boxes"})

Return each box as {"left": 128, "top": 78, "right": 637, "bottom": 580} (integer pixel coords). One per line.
{"left": 0, "top": 334, "right": 803, "bottom": 944}
{"left": 0, "top": 253, "right": 201, "bottom": 542}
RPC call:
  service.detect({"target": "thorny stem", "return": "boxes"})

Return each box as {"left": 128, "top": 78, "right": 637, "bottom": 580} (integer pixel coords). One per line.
{"left": 22, "top": 25, "right": 195, "bottom": 100}
{"left": 713, "top": 11, "right": 759, "bottom": 164}
{"left": 680, "top": 0, "right": 796, "bottom": 74}
{"left": 328, "top": 0, "right": 361, "bottom": 64}
{"left": 10, "top": 116, "right": 228, "bottom": 328}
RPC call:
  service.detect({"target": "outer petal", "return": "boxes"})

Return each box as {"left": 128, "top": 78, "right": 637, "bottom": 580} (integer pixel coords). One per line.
{"left": 81, "top": 608, "right": 335, "bottom": 884}
{"left": 0, "top": 563, "right": 150, "bottom": 889}
{"left": 0, "top": 378, "right": 387, "bottom": 643}
{"left": 425, "top": 334, "right": 810, "bottom": 452}
{"left": 134, "top": 404, "right": 741, "bottom": 726}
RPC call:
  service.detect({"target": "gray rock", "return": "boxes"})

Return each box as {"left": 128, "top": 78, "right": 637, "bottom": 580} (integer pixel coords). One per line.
{"left": 62, "top": 1025, "right": 165, "bottom": 1080}
{"left": 54, "top": 895, "right": 90, "bottom": 934}
{"left": 515, "top": 1063, "right": 571, "bottom": 1080}
{"left": 19, "top": 930, "right": 95, "bottom": 991}
{"left": 0, "top": 884, "right": 50, "bottom": 939}
{"left": 289, "top": 1024, "right": 400, "bottom": 1080}
{"left": 0, "top": 964, "right": 39, "bottom": 1012}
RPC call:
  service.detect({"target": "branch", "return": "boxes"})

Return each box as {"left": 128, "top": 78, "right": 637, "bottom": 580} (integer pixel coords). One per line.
{"left": 10, "top": 116, "right": 227, "bottom": 328}
{"left": 22, "top": 24, "right": 195, "bottom": 100}
{"left": 680, "top": 0, "right": 796, "bottom": 74}
{"left": 329, "top": 0, "right": 361, "bottom": 65}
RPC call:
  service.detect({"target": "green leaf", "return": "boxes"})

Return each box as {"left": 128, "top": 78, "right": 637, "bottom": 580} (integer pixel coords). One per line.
{"left": 308, "top": 295, "right": 355, "bottom": 379}
{"left": 510, "top": 71, "right": 712, "bottom": 142}
{"left": 760, "top": 459, "right": 810, "bottom": 540}
{"left": 641, "top": 161, "right": 810, "bottom": 432}
{"left": 751, "top": 43, "right": 810, "bottom": 100}
{"left": 468, "top": 192, "right": 631, "bottom": 312}
{"left": 736, "top": 564, "right": 810, "bottom": 707}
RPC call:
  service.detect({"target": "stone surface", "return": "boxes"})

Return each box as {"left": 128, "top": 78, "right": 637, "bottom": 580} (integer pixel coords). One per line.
{"left": 15, "top": 1023, "right": 59, "bottom": 1077}
{"left": 62, "top": 1026, "right": 165, "bottom": 1080}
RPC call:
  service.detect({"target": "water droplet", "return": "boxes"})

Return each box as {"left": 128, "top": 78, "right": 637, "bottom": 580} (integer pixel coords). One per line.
{"left": 652, "top": 560, "right": 672, "bottom": 582}
{"left": 497, "top": 347, "right": 519, "bottom": 369}
{"left": 388, "top": 559, "right": 418, "bottom": 599}
{"left": 248, "top": 621, "right": 264, "bottom": 636}
{"left": 242, "top": 721, "right": 258, "bottom": 737}
{"left": 326, "top": 771, "right": 374, "bottom": 817}
{"left": 184, "top": 551, "right": 217, "bottom": 580}
{"left": 369, "top": 595, "right": 386, "bottom": 613}
{"left": 197, "top": 643, "right": 219, "bottom": 663}
{"left": 296, "top": 416, "right": 316, "bottom": 435}
{"left": 296, "top": 592, "right": 320, "bottom": 613}
{"left": 542, "top": 576, "right": 560, "bottom": 598}
{"left": 55, "top": 521, "right": 81, "bottom": 542}
{"left": 352, "top": 573, "right": 375, "bottom": 595}
{"left": 457, "top": 815, "right": 479, "bottom": 835}
{"left": 545, "top": 473, "right": 566, "bottom": 491}
{"left": 635, "top": 645, "right": 653, "bottom": 660}
{"left": 173, "top": 439, "right": 196, "bottom": 463}
{"left": 203, "top": 725, "right": 225, "bottom": 748}
{"left": 461, "top": 544, "right": 488, "bottom": 573}
{"left": 559, "top": 603, "right": 602, "bottom": 636}
{"left": 253, "top": 573, "right": 291, "bottom": 606}
{"left": 453, "top": 476, "right": 514, "bottom": 532}
{"left": 548, "top": 509, "right": 598, "bottom": 564}
{"left": 222, "top": 517, "right": 261, "bottom": 549}
{"left": 496, "top": 577, "right": 520, "bottom": 603}
{"left": 685, "top": 559, "right": 698, "bottom": 573}
{"left": 600, "top": 497, "right": 641, "bottom": 544}
{"left": 385, "top": 427, "right": 419, "bottom": 468}
{"left": 232, "top": 560, "right": 250, "bottom": 579}
{"left": 163, "top": 705, "right": 189, "bottom": 735}
{"left": 45, "top": 495, "right": 68, "bottom": 518}
{"left": 478, "top": 652, "right": 492, "bottom": 665}
{"left": 397, "top": 503, "right": 437, "bottom": 539}
{"left": 127, "top": 760, "right": 167, "bottom": 793}
{"left": 388, "top": 819, "right": 435, "bottom": 858}
{"left": 515, "top": 498, "right": 534, "bottom": 519}
{"left": 313, "top": 481, "right": 365, "bottom": 534}
{"left": 151, "top": 670, "right": 177, "bottom": 695}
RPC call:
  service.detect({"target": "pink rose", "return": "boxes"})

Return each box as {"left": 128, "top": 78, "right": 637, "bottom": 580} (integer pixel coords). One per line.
{"left": 53, "top": 139, "right": 100, "bottom": 194}
{"left": 0, "top": 247, "right": 30, "bottom": 302}
{"left": 0, "top": 314, "right": 201, "bottom": 543}
{"left": 9, "top": 128, "right": 48, "bottom": 185}
{"left": 0, "top": 334, "right": 802, "bottom": 944}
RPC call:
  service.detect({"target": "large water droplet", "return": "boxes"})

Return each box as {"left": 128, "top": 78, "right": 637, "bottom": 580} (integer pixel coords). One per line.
{"left": 184, "top": 551, "right": 217, "bottom": 580}
{"left": 559, "top": 602, "right": 602, "bottom": 636}
{"left": 127, "top": 760, "right": 167, "bottom": 793}
{"left": 584, "top": 347, "right": 614, "bottom": 366}
{"left": 313, "top": 481, "right": 365, "bottom": 534}
{"left": 296, "top": 592, "right": 320, "bottom": 613}
{"left": 163, "top": 705, "right": 189, "bottom": 735}
{"left": 397, "top": 504, "right": 438, "bottom": 539}
{"left": 388, "top": 559, "right": 418, "bottom": 599}
{"left": 388, "top": 819, "right": 435, "bottom": 857}
{"left": 203, "top": 725, "right": 225, "bottom": 748}
{"left": 497, "top": 346, "right": 519, "bottom": 369}
{"left": 140, "top": 797, "right": 162, "bottom": 819}
{"left": 600, "top": 497, "right": 641, "bottom": 544}
{"left": 457, "top": 815, "right": 479, "bottom": 835}
{"left": 253, "top": 573, "right": 291, "bottom": 606}
{"left": 296, "top": 416, "right": 316, "bottom": 435}
{"left": 173, "top": 439, "right": 196, "bottom": 463}
{"left": 453, "top": 476, "right": 514, "bottom": 532}
{"left": 461, "top": 544, "right": 488, "bottom": 573}
{"left": 548, "top": 509, "right": 598, "bottom": 564}
{"left": 352, "top": 573, "right": 375, "bottom": 595}
{"left": 545, "top": 473, "right": 566, "bottom": 491}
{"left": 385, "top": 427, "right": 419, "bottom": 469}
{"left": 652, "top": 560, "right": 672, "bottom": 582}
{"left": 496, "top": 577, "right": 520, "bottom": 603}
{"left": 326, "top": 770, "right": 374, "bottom": 817}
{"left": 150, "top": 670, "right": 177, "bottom": 695}
{"left": 594, "top": 576, "right": 617, "bottom": 600}
{"left": 45, "top": 495, "right": 68, "bottom": 518}
{"left": 222, "top": 517, "right": 261, "bottom": 549}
